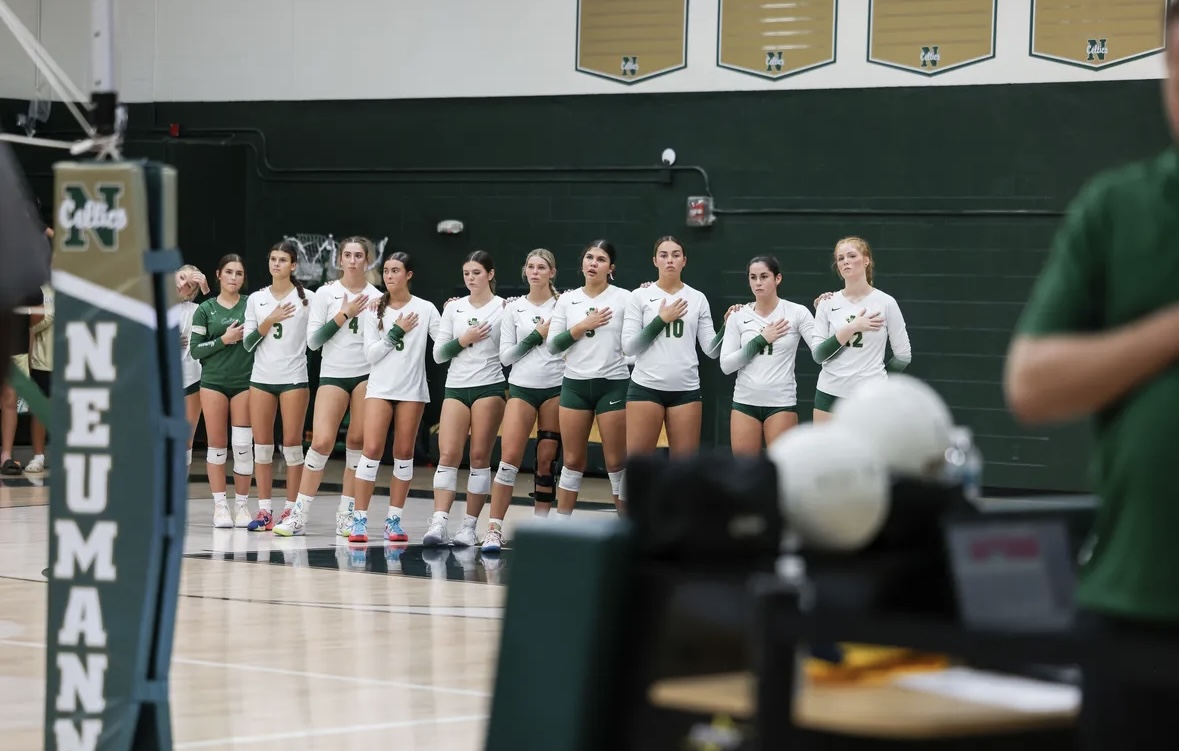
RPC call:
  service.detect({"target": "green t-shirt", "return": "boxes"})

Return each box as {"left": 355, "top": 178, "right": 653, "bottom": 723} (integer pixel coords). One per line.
{"left": 189, "top": 296, "right": 253, "bottom": 389}
{"left": 1015, "top": 147, "right": 1179, "bottom": 622}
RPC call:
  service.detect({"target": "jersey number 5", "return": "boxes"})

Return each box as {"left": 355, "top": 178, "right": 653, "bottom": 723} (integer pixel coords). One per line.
{"left": 663, "top": 320, "right": 684, "bottom": 338}
{"left": 349, "top": 317, "right": 360, "bottom": 334}
{"left": 273, "top": 323, "right": 284, "bottom": 340}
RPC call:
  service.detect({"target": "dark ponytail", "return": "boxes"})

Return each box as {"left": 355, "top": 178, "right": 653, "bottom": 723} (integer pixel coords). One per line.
{"left": 465, "top": 250, "right": 496, "bottom": 294}
{"left": 271, "top": 241, "right": 309, "bottom": 306}
{"left": 377, "top": 251, "right": 414, "bottom": 332}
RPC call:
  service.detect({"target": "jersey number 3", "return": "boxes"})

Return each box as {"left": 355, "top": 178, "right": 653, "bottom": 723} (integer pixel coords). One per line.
{"left": 272, "top": 323, "right": 284, "bottom": 340}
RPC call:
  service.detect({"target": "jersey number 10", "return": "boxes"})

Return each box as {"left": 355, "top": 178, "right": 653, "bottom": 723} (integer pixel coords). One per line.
{"left": 663, "top": 320, "right": 684, "bottom": 338}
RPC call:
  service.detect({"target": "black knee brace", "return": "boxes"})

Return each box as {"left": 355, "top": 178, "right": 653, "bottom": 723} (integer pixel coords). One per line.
{"left": 534, "top": 430, "right": 561, "bottom": 504}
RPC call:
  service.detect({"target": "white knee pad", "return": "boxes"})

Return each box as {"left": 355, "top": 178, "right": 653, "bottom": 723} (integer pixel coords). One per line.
{"left": 304, "top": 448, "right": 330, "bottom": 473}
{"left": 392, "top": 458, "right": 414, "bottom": 482}
{"left": 494, "top": 462, "right": 519, "bottom": 488}
{"left": 609, "top": 469, "right": 626, "bottom": 500}
{"left": 231, "top": 426, "right": 253, "bottom": 475}
{"left": 254, "top": 443, "right": 275, "bottom": 465}
{"left": 206, "top": 447, "right": 227, "bottom": 466}
{"left": 355, "top": 455, "right": 380, "bottom": 483}
{"left": 433, "top": 465, "right": 458, "bottom": 492}
{"left": 558, "top": 467, "right": 584, "bottom": 493}
{"left": 283, "top": 445, "right": 304, "bottom": 467}
{"left": 186, "top": 448, "right": 193, "bottom": 467}
{"left": 467, "top": 467, "right": 491, "bottom": 495}
{"left": 345, "top": 448, "right": 362, "bottom": 471}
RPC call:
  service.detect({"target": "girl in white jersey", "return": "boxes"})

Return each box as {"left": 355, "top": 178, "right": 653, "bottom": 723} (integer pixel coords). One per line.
{"left": 174, "top": 264, "right": 210, "bottom": 472}
{"left": 425, "top": 250, "right": 507, "bottom": 547}
{"left": 720, "top": 255, "right": 817, "bottom": 454}
{"left": 242, "top": 241, "right": 312, "bottom": 531}
{"left": 623, "top": 236, "right": 723, "bottom": 470}
{"left": 349, "top": 251, "right": 442, "bottom": 544}
{"left": 810, "top": 236, "right": 912, "bottom": 422}
{"left": 548, "top": 240, "right": 630, "bottom": 516}
{"left": 482, "top": 249, "right": 565, "bottom": 553}
{"left": 274, "top": 237, "right": 381, "bottom": 537}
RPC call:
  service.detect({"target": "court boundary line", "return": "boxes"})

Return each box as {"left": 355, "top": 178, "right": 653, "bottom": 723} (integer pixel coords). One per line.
{"left": 0, "top": 639, "right": 490, "bottom": 698}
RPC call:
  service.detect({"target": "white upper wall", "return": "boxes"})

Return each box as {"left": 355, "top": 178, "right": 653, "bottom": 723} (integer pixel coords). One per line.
{"left": 0, "top": 0, "right": 1167, "bottom": 103}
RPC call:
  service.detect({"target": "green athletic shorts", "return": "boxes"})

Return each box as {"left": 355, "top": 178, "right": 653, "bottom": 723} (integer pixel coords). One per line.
{"left": 732, "top": 402, "right": 796, "bottom": 422}
{"left": 444, "top": 381, "right": 508, "bottom": 408}
{"left": 813, "top": 389, "right": 840, "bottom": 413}
{"left": 201, "top": 383, "right": 250, "bottom": 399}
{"left": 251, "top": 382, "right": 309, "bottom": 396}
{"left": 559, "top": 377, "right": 628, "bottom": 414}
{"left": 184, "top": 381, "right": 201, "bottom": 397}
{"left": 626, "top": 382, "right": 702, "bottom": 409}
{"left": 319, "top": 375, "right": 368, "bottom": 394}
{"left": 508, "top": 384, "right": 562, "bottom": 410}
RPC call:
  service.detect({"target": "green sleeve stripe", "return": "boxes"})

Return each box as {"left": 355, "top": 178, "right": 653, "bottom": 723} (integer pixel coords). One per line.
{"left": 636, "top": 317, "right": 665, "bottom": 349}
{"left": 551, "top": 330, "right": 576, "bottom": 353}
{"left": 243, "top": 330, "right": 263, "bottom": 352}
{"left": 385, "top": 324, "right": 406, "bottom": 346}
{"left": 439, "top": 338, "right": 464, "bottom": 361}
{"left": 814, "top": 335, "right": 842, "bottom": 364}
{"left": 886, "top": 357, "right": 910, "bottom": 373}
{"left": 309, "top": 319, "right": 341, "bottom": 350}
{"left": 522, "top": 330, "right": 543, "bottom": 348}
{"left": 744, "top": 335, "right": 766, "bottom": 360}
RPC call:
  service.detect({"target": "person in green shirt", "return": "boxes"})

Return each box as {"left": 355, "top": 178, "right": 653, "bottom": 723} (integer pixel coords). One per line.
{"left": 1004, "top": 3, "right": 1179, "bottom": 745}
{"left": 190, "top": 254, "right": 255, "bottom": 529}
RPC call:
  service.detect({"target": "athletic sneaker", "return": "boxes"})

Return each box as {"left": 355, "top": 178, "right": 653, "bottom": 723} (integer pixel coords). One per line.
{"left": 213, "top": 501, "right": 233, "bottom": 528}
{"left": 384, "top": 516, "right": 408, "bottom": 542}
{"left": 246, "top": 510, "right": 273, "bottom": 532}
{"left": 273, "top": 507, "right": 306, "bottom": 537}
{"left": 348, "top": 516, "right": 369, "bottom": 544}
{"left": 422, "top": 513, "right": 450, "bottom": 547}
{"left": 452, "top": 523, "right": 478, "bottom": 548}
{"left": 335, "top": 510, "right": 354, "bottom": 538}
{"left": 233, "top": 503, "right": 252, "bottom": 528}
{"left": 481, "top": 526, "right": 504, "bottom": 554}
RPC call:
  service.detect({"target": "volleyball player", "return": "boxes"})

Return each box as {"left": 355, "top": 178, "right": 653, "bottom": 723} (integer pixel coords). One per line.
{"left": 349, "top": 251, "right": 441, "bottom": 543}
{"left": 424, "top": 250, "right": 506, "bottom": 547}
{"left": 273, "top": 237, "right": 381, "bottom": 537}
{"left": 483, "top": 249, "right": 564, "bottom": 553}
{"left": 175, "top": 264, "right": 211, "bottom": 474}
{"left": 189, "top": 255, "right": 255, "bottom": 527}
{"left": 622, "top": 236, "right": 722, "bottom": 477}
{"left": 720, "top": 256, "right": 817, "bottom": 453}
{"left": 810, "top": 237, "right": 911, "bottom": 421}
{"left": 242, "top": 241, "right": 312, "bottom": 531}
{"left": 548, "top": 240, "right": 630, "bottom": 515}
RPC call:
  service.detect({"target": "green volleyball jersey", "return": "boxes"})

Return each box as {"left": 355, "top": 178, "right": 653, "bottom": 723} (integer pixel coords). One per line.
{"left": 189, "top": 297, "right": 253, "bottom": 389}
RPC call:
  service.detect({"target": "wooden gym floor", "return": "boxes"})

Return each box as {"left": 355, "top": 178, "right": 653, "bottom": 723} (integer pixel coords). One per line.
{"left": 0, "top": 459, "right": 616, "bottom": 750}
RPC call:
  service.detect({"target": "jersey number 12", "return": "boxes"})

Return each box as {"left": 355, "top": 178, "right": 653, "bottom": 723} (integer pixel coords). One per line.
{"left": 847, "top": 332, "right": 863, "bottom": 348}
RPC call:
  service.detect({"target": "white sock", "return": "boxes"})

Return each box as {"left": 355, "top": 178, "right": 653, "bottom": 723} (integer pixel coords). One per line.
{"left": 338, "top": 495, "right": 355, "bottom": 514}
{"left": 32, "top": 454, "right": 44, "bottom": 464}
{"left": 556, "top": 511, "right": 571, "bottom": 519}
{"left": 185, "top": 449, "right": 192, "bottom": 466}
{"left": 258, "top": 499, "right": 272, "bottom": 512}
{"left": 490, "top": 518, "right": 504, "bottom": 530}
{"left": 388, "top": 506, "right": 402, "bottom": 519}
{"left": 235, "top": 494, "right": 249, "bottom": 507}
{"left": 213, "top": 492, "right": 227, "bottom": 505}
{"left": 284, "top": 500, "right": 296, "bottom": 512}
{"left": 434, "top": 511, "right": 449, "bottom": 524}
{"left": 296, "top": 493, "right": 313, "bottom": 509}
{"left": 463, "top": 514, "right": 477, "bottom": 528}
{"left": 356, "top": 509, "right": 368, "bottom": 520}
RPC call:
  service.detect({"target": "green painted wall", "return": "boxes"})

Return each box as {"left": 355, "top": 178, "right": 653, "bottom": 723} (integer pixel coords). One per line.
{"left": 5, "top": 79, "right": 1169, "bottom": 491}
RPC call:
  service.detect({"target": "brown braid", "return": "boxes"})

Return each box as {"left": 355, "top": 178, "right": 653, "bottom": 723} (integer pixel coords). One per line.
{"left": 270, "top": 240, "right": 308, "bottom": 304}
{"left": 292, "top": 277, "right": 309, "bottom": 306}
{"left": 377, "top": 292, "right": 389, "bottom": 332}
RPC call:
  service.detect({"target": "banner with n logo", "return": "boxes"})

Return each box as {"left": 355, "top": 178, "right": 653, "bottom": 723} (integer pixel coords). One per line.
{"left": 717, "top": 0, "right": 836, "bottom": 80}
{"left": 576, "top": 0, "right": 687, "bottom": 84}
{"left": 44, "top": 160, "right": 187, "bottom": 751}
{"left": 868, "top": 0, "right": 997, "bottom": 76}
{"left": 1030, "top": 0, "right": 1165, "bottom": 69}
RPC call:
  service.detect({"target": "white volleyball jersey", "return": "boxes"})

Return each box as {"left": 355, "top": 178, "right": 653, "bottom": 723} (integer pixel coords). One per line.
{"left": 176, "top": 300, "right": 202, "bottom": 388}
{"left": 812, "top": 289, "right": 911, "bottom": 397}
{"left": 721, "top": 299, "right": 816, "bottom": 407}
{"left": 500, "top": 295, "right": 564, "bottom": 389}
{"left": 245, "top": 287, "right": 311, "bottom": 385}
{"left": 309, "top": 280, "right": 383, "bottom": 379}
{"left": 622, "top": 282, "right": 720, "bottom": 391}
{"left": 433, "top": 295, "right": 506, "bottom": 388}
{"left": 363, "top": 296, "right": 442, "bottom": 403}
{"left": 548, "top": 285, "right": 631, "bottom": 381}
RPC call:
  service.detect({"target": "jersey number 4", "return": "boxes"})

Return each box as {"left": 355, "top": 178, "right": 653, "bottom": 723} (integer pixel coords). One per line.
{"left": 349, "top": 317, "right": 360, "bottom": 334}
{"left": 663, "top": 320, "right": 684, "bottom": 338}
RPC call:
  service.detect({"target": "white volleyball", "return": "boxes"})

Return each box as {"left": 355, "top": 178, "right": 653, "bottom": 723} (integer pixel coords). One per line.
{"left": 767, "top": 422, "right": 891, "bottom": 553}
{"left": 832, "top": 374, "right": 954, "bottom": 479}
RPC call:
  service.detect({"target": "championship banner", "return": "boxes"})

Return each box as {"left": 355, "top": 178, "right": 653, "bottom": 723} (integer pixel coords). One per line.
{"left": 44, "top": 160, "right": 185, "bottom": 751}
